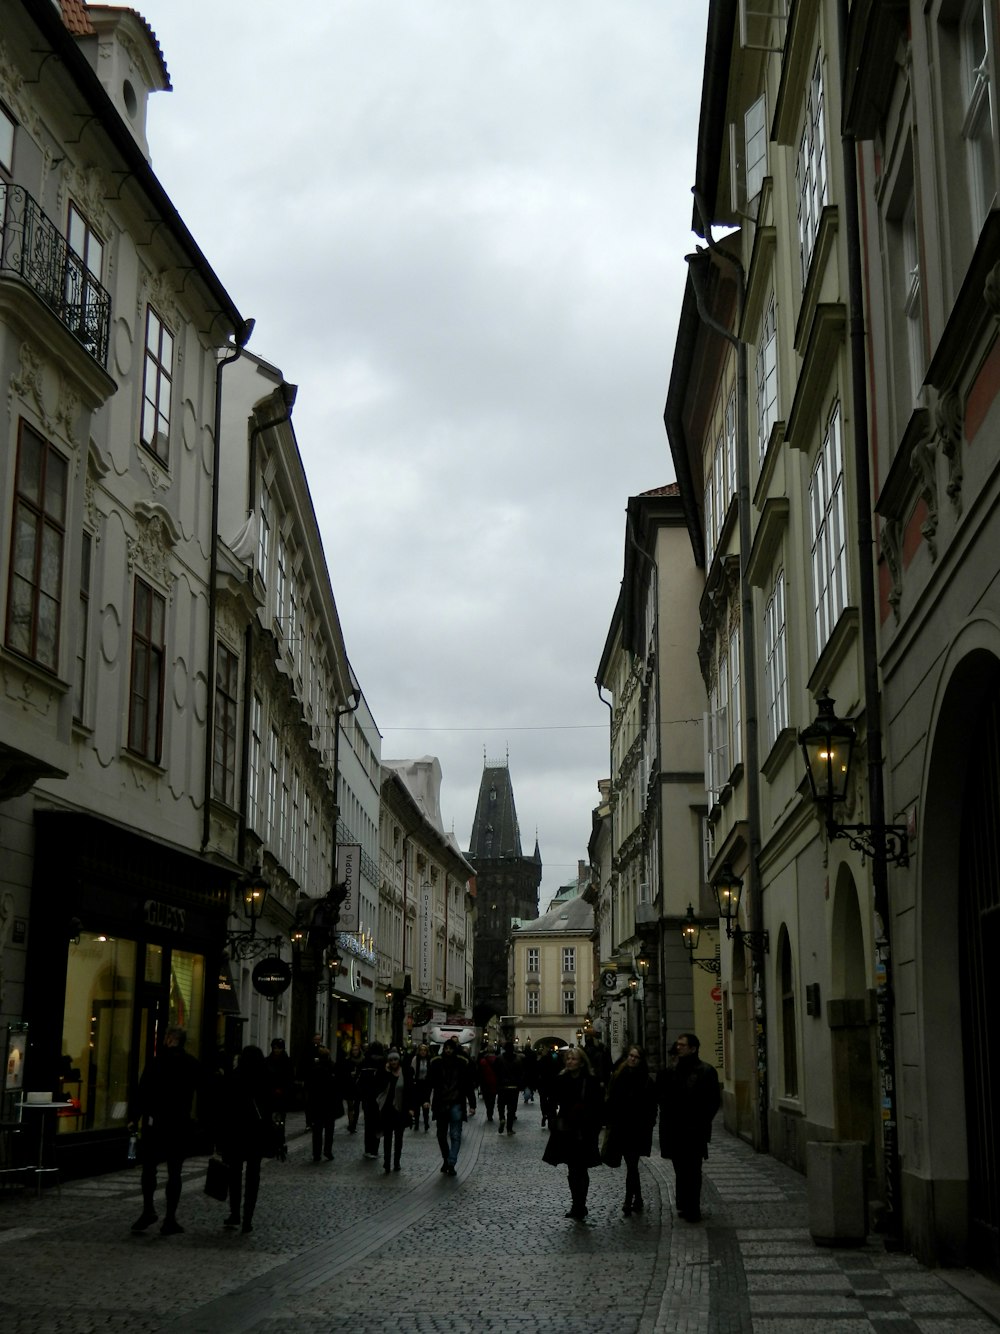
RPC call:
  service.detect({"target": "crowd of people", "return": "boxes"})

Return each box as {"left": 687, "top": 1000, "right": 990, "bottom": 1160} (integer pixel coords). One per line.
{"left": 127, "top": 1026, "right": 719, "bottom": 1235}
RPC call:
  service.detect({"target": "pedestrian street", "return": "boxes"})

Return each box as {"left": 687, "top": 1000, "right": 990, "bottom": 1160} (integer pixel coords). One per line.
{"left": 0, "top": 1098, "right": 997, "bottom": 1334}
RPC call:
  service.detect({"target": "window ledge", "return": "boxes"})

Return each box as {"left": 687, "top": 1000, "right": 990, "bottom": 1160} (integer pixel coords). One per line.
{"left": 760, "top": 726, "right": 798, "bottom": 781}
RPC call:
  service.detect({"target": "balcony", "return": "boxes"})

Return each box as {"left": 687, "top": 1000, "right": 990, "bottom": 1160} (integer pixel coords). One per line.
{"left": 1, "top": 183, "right": 110, "bottom": 366}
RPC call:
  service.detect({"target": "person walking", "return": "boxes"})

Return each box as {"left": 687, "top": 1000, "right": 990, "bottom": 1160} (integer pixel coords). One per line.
{"left": 477, "top": 1047, "right": 498, "bottom": 1123}
{"left": 428, "top": 1037, "right": 476, "bottom": 1175}
{"left": 536, "top": 1045, "right": 564, "bottom": 1129}
{"left": 263, "top": 1037, "right": 295, "bottom": 1161}
{"left": 375, "top": 1048, "right": 416, "bottom": 1172}
{"left": 304, "top": 1045, "right": 343, "bottom": 1161}
{"left": 343, "top": 1042, "right": 365, "bottom": 1134}
{"left": 216, "top": 1044, "right": 274, "bottom": 1234}
{"left": 543, "top": 1046, "right": 604, "bottom": 1221}
{"left": 410, "top": 1042, "right": 433, "bottom": 1130}
{"left": 521, "top": 1043, "right": 537, "bottom": 1104}
{"left": 358, "top": 1041, "right": 385, "bottom": 1159}
{"left": 656, "top": 1032, "right": 721, "bottom": 1223}
{"left": 129, "top": 1025, "right": 203, "bottom": 1236}
{"left": 495, "top": 1040, "right": 523, "bottom": 1135}
{"left": 604, "top": 1045, "right": 657, "bottom": 1215}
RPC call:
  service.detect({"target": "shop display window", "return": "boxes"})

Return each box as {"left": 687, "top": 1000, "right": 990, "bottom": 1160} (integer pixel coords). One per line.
{"left": 61, "top": 935, "right": 137, "bottom": 1132}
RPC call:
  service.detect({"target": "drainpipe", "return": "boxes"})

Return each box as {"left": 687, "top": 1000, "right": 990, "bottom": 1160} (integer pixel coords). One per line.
{"left": 201, "top": 318, "right": 254, "bottom": 857}
{"left": 838, "top": 0, "right": 901, "bottom": 1242}
{"left": 687, "top": 196, "right": 769, "bottom": 1153}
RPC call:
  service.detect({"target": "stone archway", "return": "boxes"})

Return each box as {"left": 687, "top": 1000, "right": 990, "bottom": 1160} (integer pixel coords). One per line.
{"left": 916, "top": 631, "right": 1000, "bottom": 1271}
{"left": 829, "top": 866, "right": 877, "bottom": 1186}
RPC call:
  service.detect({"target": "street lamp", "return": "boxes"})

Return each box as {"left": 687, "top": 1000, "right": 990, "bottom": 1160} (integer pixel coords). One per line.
{"left": 709, "top": 863, "right": 769, "bottom": 953}
{"left": 681, "top": 903, "right": 721, "bottom": 975}
{"left": 799, "top": 691, "right": 909, "bottom": 867}
{"left": 627, "top": 972, "right": 639, "bottom": 993}
{"left": 635, "top": 943, "right": 651, "bottom": 978}
{"left": 226, "top": 865, "right": 284, "bottom": 959}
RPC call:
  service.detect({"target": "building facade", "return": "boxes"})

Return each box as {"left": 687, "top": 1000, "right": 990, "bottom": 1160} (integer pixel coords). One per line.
{"left": 0, "top": 1, "right": 246, "bottom": 1170}
{"left": 378, "top": 758, "right": 476, "bottom": 1049}
{"left": 596, "top": 486, "right": 710, "bottom": 1070}
{"left": 508, "top": 894, "right": 595, "bottom": 1052}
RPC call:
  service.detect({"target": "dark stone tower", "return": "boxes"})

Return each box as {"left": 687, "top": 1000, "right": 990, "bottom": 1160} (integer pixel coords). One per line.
{"left": 467, "top": 758, "right": 542, "bottom": 1028}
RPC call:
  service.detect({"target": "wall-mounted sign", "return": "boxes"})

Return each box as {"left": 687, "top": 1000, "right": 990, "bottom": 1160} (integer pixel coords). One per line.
{"left": 601, "top": 969, "right": 618, "bottom": 991}
{"left": 336, "top": 844, "right": 361, "bottom": 932}
{"left": 252, "top": 957, "right": 292, "bottom": 999}
{"left": 144, "top": 900, "right": 186, "bottom": 934}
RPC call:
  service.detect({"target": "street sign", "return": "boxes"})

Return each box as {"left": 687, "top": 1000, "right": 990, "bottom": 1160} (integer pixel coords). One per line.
{"left": 252, "top": 957, "right": 292, "bottom": 999}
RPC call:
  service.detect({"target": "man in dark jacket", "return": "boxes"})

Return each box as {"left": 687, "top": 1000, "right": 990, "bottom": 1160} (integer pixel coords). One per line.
{"left": 495, "top": 1041, "right": 523, "bottom": 1135}
{"left": 428, "top": 1038, "right": 476, "bottom": 1175}
{"left": 130, "top": 1026, "right": 202, "bottom": 1235}
{"left": 656, "top": 1032, "right": 721, "bottom": 1222}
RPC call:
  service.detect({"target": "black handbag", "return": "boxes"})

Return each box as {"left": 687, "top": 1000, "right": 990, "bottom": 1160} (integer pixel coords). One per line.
{"left": 204, "top": 1155, "right": 229, "bottom": 1201}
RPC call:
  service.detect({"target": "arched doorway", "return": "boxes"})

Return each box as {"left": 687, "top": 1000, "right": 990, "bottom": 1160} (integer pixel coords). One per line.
{"left": 829, "top": 868, "right": 877, "bottom": 1189}
{"left": 921, "top": 640, "right": 1000, "bottom": 1274}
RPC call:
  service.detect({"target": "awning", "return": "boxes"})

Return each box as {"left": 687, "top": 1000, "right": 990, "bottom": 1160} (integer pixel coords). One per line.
{"left": 218, "top": 961, "right": 242, "bottom": 1015}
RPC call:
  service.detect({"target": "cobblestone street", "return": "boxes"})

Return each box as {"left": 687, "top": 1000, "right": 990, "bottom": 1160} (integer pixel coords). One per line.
{"left": 1, "top": 1101, "right": 997, "bottom": 1334}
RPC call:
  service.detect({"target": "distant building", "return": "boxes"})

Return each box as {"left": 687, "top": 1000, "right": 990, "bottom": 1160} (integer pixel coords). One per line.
{"left": 466, "top": 759, "right": 541, "bottom": 1028}
{"left": 508, "top": 897, "right": 596, "bottom": 1052}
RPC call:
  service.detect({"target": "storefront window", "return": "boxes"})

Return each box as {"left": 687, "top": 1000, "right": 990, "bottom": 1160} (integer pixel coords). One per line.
{"left": 61, "top": 934, "right": 137, "bottom": 1132}
{"left": 169, "top": 949, "right": 205, "bottom": 1058}
{"left": 145, "top": 942, "right": 165, "bottom": 984}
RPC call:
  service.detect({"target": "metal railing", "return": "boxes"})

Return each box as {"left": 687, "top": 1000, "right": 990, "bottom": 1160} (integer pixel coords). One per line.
{"left": 1, "top": 183, "right": 110, "bottom": 366}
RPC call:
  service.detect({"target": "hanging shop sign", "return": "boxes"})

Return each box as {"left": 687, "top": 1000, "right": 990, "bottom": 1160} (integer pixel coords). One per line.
{"left": 252, "top": 957, "right": 292, "bottom": 999}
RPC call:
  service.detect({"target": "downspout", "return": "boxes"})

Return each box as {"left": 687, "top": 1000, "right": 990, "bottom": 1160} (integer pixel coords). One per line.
{"left": 235, "top": 380, "right": 297, "bottom": 870}
{"left": 837, "top": 0, "right": 901, "bottom": 1241}
{"left": 201, "top": 318, "right": 254, "bottom": 857}
{"left": 688, "top": 195, "right": 769, "bottom": 1152}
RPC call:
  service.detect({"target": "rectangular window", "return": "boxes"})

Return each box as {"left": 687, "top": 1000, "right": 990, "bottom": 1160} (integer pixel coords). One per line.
{"left": 292, "top": 769, "right": 302, "bottom": 880}
{"left": 73, "top": 530, "right": 92, "bottom": 720}
{"left": 745, "top": 92, "right": 768, "bottom": 205}
{"left": 275, "top": 534, "right": 287, "bottom": 634}
{"left": 248, "top": 693, "right": 262, "bottom": 831}
{"left": 729, "top": 624, "right": 743, "bottom": 768}
{"left": 796, "top": 50, "right": 828, "bottom": 285}
{"left": 526, "top": 990, "right": 539, "bottom": 1016}
{"left": 763, "top": 569, "right": 789, "bottom": 750}
{"left": 141, "top": 306, "right": 173, "bottom": 462}
{"left": 962, "top": 0, "right": 997, "bottom": 231}
{"left": 562, "top": 946, "right": 576, "bottom": 974}
{"left": 809, "top": 403, "right": 848, "bottom": 651}
{"left": 526, "top": 947, "right": 539, "bottom": 974}
{"left": 213, "top": 643, "right": 239, "bottom": 805}
{"left": 267, "top": 725, "right": 280, "bottom": 842}
{"left": 0, "top": 103, "right": 15, "bottom": 174}
{"left": 258, "top": 486, "right": 271, "bottom": 585}
{"left": 704, "top": 471, "right": 715, "bottom": 559}
{"left": 902, "top": 195, "right": 923, "bottom": 403}
{"left": 128, "top": 577, "right": 165, "bottom": 762}
{"left": 725, "top": 390, "right": 737, "bottom": 507}
{"left": 562, "top": 989, "right": 576, "bottom": 1015}
{"left": 280, "top": 750, "right": 290, "bottom": 859}
{"left": 714, "top": 431, "right": 726, "bottom": 531}
{"left": 756, "top": 293, "right": 778, "bottom": 463}
{"left": 6, "top": 422, "right": 67, "bottom": 671}
{"left": 66, "top": 202, "right": 104, "bottom": 349}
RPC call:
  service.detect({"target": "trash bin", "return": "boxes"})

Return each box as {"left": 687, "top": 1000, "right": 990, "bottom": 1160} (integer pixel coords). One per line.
{"left": 807, "top": 1140, "right": 866, "bottom": 1245}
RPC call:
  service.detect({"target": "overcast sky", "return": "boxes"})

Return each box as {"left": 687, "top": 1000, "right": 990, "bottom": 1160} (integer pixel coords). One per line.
{"left": 134, "top": 1, "right": 708, "bottom": 903}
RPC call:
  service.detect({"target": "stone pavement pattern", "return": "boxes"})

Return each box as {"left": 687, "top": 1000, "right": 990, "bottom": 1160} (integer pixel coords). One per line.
{"left": 0, "top": 1100, "right": 996, "bottom": 1333}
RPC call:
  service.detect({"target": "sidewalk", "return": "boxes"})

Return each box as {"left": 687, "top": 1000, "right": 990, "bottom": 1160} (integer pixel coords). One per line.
{"left": 0, "top": 1101, "right": 996, "bottom": 1333}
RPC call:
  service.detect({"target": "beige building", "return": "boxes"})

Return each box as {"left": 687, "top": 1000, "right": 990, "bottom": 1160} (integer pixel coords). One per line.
{"left": 508, "top": 895, "right": 595, "bottom": 1052}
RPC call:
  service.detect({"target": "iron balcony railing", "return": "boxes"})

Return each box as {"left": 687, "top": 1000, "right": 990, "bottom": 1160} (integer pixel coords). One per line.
{"left": 1, "top": 182, "right": 111, "bottom": 366}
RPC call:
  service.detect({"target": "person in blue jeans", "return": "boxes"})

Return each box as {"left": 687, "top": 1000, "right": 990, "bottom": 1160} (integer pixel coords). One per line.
{"left": 428, "top": 1038, "right": 476, "bottom": 1175}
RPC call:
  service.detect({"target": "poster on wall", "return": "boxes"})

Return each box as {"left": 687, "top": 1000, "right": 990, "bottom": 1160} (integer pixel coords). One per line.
{"left": 5, "top": 1028, "right": 27, "bottom": 1090}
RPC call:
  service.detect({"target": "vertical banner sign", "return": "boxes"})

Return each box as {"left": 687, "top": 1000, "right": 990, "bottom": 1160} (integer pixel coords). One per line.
{"left": 336, "top": 844, "right": 362, "bottom": 932}
{"left": 418, "top": 881, "right": 433, "bottom": 997}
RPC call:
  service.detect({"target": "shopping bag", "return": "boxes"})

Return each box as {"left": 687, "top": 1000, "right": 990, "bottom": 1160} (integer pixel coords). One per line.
{"left": 204, "top": 1155, "right": 229, "bottom": 1201}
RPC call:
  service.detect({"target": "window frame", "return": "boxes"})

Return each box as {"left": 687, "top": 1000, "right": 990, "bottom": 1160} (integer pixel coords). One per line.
{"left": 127, "top": 575, "right": 166, "bottom": 763}
{"left": 795, "top": 49, "right": 829, "bottom": 285}
{"left": 0, "top": 102, "right": 15, "bottom": 176}
{"left": 73, "top": 529, "right": 92, "bottom": 722}
{"left": 212, "top": 642, "right": 239, "bottom": 806}
{"left": 763, "top": 568, "right": 789, "bottom": 750}
{"left": 6, "top": 421, "right": 68, "bottom": 672}
{"left": 756, "top": 292, "right": 778, "bottom": 464}
{"left": 808, "top": 401, "right": 848, "bottom": 653}
{"left": 140, "top": 305, "right": 174, "bottom": 464}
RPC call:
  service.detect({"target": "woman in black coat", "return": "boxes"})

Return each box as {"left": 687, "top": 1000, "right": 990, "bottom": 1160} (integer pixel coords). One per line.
{"left": 217, "top": 1045, "right": 273, "bottom": 1234}
{"left": 604, "top": 1045, "right": 657, "bottom": 1215}
{"left": 542, "top": 1046, "right": 604, "bottom": 1220}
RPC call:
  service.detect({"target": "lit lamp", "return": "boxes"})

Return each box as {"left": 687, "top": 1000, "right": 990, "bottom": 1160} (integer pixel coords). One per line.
{"left": 710, "top": 862, "right": 769, "bottom": 953}
{"left": 241, "top": 867, "right": 269, "bottom": 924}
{"left": 635, "top": 944, "right": 651, "bottom": 978}
{"left": 627, "top": 972, "right": 639, "bottom": 993}
{"left": 799, "top": 690, "right": 908, "bottom": 866}
{"left": 681, "top": 903, "right": 720, "bottom": 975}
{"left": 226, "top": 865, "right": 283, "bottom": 959}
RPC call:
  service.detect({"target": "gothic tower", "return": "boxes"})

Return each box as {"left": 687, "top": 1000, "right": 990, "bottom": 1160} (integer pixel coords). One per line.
{"left": 467, "top": 758, "right": 542, "bottom": 1028}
